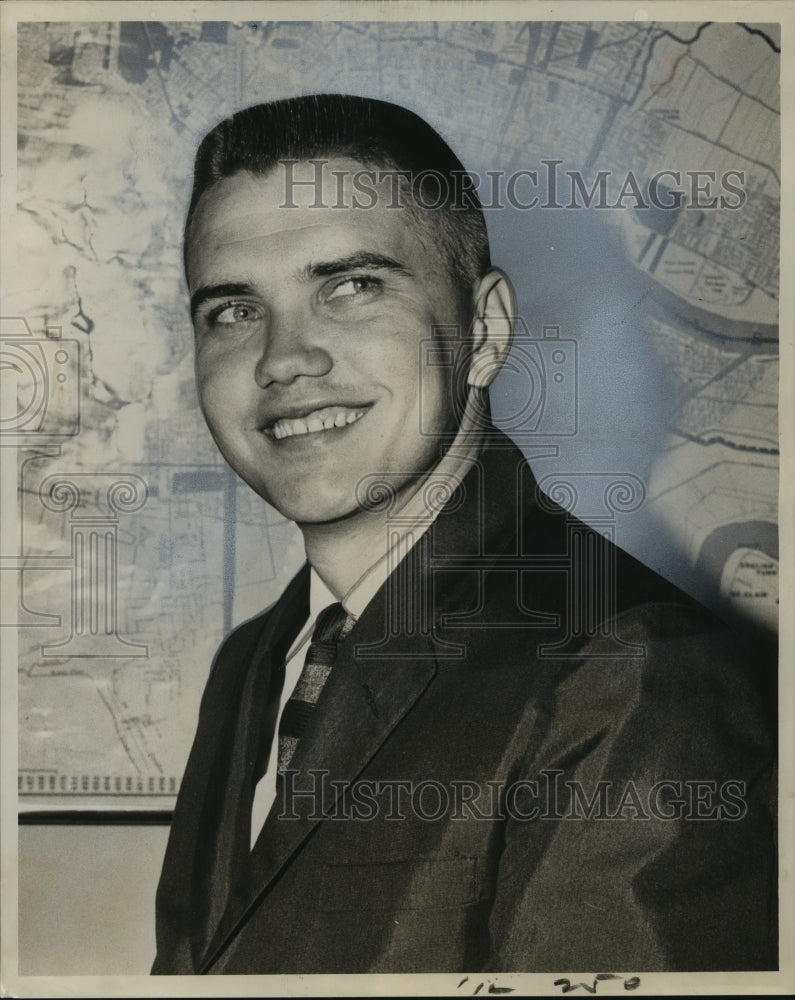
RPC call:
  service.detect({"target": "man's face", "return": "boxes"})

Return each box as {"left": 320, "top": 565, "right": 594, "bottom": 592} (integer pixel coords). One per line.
{"left": 186, "top": 159, "right": 472, "bottom": 525}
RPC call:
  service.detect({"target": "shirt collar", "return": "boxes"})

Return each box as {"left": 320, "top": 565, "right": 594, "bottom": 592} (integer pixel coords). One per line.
{"left": 284, "top": 569, "right": 341, "bottom": 664}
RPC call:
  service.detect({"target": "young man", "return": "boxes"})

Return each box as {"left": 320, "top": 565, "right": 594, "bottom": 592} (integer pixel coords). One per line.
{"left": 152, "top": 95, "right": 775, "bottom": 975}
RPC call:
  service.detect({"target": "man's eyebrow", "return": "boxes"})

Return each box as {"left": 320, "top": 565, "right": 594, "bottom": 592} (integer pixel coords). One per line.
{"left": 189, "top": 254, "right": 411, "bottom": 317}
{"left": 190, "top": 282, "right": 255, "bottom": 319}
{"left": 299, "top": 252, "right": 412, "bottom": 280}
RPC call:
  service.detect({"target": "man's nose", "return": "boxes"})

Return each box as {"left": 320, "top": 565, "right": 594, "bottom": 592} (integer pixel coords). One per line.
{"left": 253, "top": 314, "right": 333, "bottom": 388}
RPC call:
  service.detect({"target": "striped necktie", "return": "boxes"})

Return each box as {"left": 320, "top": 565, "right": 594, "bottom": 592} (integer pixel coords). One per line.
{"left": 277, "top": 602, "right": 353, "bottom": 775}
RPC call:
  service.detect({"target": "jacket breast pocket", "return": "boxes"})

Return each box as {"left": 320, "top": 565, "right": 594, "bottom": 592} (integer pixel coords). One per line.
{"left": 316, "top": 855, "right": 480, "bottom": 913}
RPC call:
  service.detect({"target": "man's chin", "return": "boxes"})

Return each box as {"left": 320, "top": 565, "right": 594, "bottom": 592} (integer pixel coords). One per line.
{"left": 294, "top": 507, "right": 368, "bottom": 529}
{"left": 268, "top": 494, "right": 366, "bottom": 529}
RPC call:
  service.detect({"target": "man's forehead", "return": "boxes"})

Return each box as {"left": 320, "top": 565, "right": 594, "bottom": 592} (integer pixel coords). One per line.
{"left": 186, "top": 160, "right": 428, "bottom": 272}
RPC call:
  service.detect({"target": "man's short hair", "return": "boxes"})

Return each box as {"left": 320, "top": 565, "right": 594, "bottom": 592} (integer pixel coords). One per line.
{"left": 185, "top": 93, "right": 491, "bottom": 297}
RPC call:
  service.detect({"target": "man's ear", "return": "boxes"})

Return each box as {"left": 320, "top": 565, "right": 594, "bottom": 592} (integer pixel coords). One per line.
{"left": 467, "top": 268, "right": 516, "bottom": 388}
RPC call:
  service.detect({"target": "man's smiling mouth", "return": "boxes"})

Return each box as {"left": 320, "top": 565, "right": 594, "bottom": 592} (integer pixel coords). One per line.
{"left": 269, "top": 405, "right": 369, "bottom": 441}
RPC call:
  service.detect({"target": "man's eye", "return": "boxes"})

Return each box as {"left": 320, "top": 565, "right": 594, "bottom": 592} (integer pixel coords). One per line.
{"left": 324, "top": 276, "right": 381, "bottom": 302}
{"left": 209, "top": 302, "right": 261, "bottom": 325}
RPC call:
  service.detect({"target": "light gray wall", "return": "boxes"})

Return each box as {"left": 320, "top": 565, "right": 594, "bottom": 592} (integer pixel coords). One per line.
{"left": 19, "top": 825, "right": 168, "bottom": 975}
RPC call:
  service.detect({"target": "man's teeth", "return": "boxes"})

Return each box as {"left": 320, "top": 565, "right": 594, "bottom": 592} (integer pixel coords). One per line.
{"left": 271, "top": 406, "right": 366, "bottom": 440}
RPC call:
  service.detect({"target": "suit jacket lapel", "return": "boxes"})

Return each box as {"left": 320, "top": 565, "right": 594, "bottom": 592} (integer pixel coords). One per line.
{"left": 199, "top": 544, "right": 438, "bottom": 972}
{"left": 187, "top": 565, "right": 309, "bottom": 967}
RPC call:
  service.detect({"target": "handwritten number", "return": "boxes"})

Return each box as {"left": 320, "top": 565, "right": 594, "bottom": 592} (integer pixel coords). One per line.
{"left": 553, "top": 975, "right": 642, "bottom": 994}
{"left": 457, "top": 979, "right": 515, "bottom": 996}
{"left": 456, "top": 973, "right": 639, "bottom": 996}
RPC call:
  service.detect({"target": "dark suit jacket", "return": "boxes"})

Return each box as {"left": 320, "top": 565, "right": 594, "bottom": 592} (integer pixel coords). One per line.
{"left": 152, "top": 436, "right": 776, "bottom": 974}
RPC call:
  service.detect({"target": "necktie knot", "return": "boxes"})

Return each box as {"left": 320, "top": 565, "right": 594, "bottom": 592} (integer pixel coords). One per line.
{"left": 311, "top": 601, "right": 353, "bottom": 645}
